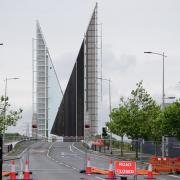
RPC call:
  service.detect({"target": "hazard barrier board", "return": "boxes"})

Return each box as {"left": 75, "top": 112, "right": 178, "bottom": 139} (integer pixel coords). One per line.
{"left": 149, "top": 156, "right": 180, "bottom": 173}
{"left": 114, "top": 161, "right": 136, "bottom": 175}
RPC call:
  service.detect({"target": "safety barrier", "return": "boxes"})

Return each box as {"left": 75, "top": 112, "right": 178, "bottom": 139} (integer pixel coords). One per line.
{"left": 82, "top": 157, "right": 161, "bottom": 178}
{"left": 84, "top": 157, "right": 115, "bottom": 177}
{"left": 91, "top": 139, "right": 104, "bottom": 147}
{"left": 91, "top": 139, "right": 105, "bottom": 151}
{"left": 149, "top": 156, "right": 180, "bottom": 173}
{"left": 3, "top": 159, "right": 33, "bottom": 180}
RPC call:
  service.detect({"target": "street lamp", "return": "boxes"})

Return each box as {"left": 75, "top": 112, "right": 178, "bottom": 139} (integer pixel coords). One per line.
{"left": 97, "top": 77, "right": 112, "bottom": 154}
{"left": 144, "top": 52, "right": 176, "bottom": 158}
{"left": 3, "top": 77, "right": 19, "bottom": 130}
{"left": 4, "top": 77, "right": 20, "bottom": 104}
{"left": 3, "top": 77, "right": 20, "bottom": 133}
{"left": 165, "top": 97, "right": 175, "bottom": 99}
{"left": 144, "top": 51, "right": 167, "bottom": 108}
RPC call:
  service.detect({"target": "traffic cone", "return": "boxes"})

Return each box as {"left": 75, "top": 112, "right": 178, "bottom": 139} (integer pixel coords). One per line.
{"left": 145, "top": 163, "right": 155, "bottom": 179}
{"left": 10, "top": 160, "right": 16, "bottom": 180}
{"left": 86, "top": 157, "right": 92, "bottom": 174}
{"left": 107, "top": 160, "right": 115, "bottom": 179}
{"left": 23, "top": 160, "right": 31, "bottom": 180}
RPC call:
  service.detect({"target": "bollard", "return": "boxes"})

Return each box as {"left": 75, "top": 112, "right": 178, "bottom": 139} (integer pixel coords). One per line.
{"left": 10, "top": 160, "right": 16, "bottom": 180}
{"left": 86, "top": 157, "right": 91, "bottom": 174}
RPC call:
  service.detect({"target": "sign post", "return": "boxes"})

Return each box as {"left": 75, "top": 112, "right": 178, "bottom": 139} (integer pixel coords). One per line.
{"left": 114, "top": 161, "right": 137, "bottom": 179}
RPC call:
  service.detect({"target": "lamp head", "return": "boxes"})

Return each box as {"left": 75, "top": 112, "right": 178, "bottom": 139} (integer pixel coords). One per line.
{"left": 144, "top": 51, "right": 152, "bottom": 54}
{"left": 167, "top": 97, "right": 175, "bottom": 99}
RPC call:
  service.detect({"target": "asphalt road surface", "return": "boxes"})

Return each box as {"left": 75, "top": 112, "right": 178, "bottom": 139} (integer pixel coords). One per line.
{"left": 3, "top": 141, "right": 180, "bottom": 180}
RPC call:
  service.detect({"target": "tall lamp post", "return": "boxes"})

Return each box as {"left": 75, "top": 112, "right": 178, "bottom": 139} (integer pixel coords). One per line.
{"left": 144, "top": 51, "right": 173, "bottom": 158}
{"left": 0, "top": 77, "right": 19, "bottom": 179}
{"left": 4, "top": 77, "right": 20, "bottom": 117}
{"left": 97, "top": 77, "right": 112, "bottom": 154}
{"left": 144, "top": 52, "right": 167, "bottom": 108}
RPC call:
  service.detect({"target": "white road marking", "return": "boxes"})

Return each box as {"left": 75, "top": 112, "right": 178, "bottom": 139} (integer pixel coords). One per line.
{"left": 47, "top": 142, "right": 85, "bottom": 173}
{"left": 95, "top": 177, "right": 105, "bottom": 180}
{"left": 72, "top": 142, "right": 112, "bottom": 160}
{"left": 31, "top": 149, "right": 46, "bottom": 153}
{"left": 157, "top": 177, "right": 166, "bottom": 180}
{"left": 169, "top": 175, "right": 180, "bottom": 179}
{"left": 47, "top": 141, "right": 57, "bottom": 159}
{"left": 72, "top": 142, "right": 85, "bottom": 154}
{"left": 65, "top": 164, "right": 71, "bottom": 168}
{"left": 69, "top": 145, "right": 73, "bottom": 152}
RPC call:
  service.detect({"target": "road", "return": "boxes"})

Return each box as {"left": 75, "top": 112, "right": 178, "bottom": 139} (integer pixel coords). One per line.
{"left": 29, "top": 142, "right": 93, "bottom": 180}
{"left": 3, "top": 141, "right": 180, "bottom": 180}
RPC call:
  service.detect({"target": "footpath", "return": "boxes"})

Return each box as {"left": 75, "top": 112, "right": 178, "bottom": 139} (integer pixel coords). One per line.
{"left": 74, "top": 141, "right": 151, "bottom": 163}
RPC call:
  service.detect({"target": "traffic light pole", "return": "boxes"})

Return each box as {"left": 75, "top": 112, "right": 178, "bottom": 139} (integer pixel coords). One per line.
{"left": 97, "top": 77, "right": 112, "bottom": 154}
{"left": 109, "top": 80, "right": 112, "bottom": 154}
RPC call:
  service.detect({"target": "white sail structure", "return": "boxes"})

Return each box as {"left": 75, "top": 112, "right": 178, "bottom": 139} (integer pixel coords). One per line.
{"left": 32, "top": 21, "right": 63, "bottom": 138}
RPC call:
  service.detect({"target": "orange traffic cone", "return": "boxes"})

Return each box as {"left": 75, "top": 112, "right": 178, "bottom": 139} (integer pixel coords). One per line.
{"left": 145, "top": 164, "right": 155, "bottom": 179}
{"left": 10, "top": 160, "right": 16, "bottom": 180}
{"left": 86, "top": 157, "right": 91, "bottom": 174}
{"left": 107, "top": 160, "right": 115, "bottom": 179}
{"left": 23, "top": 160, "right": 31, "bottom": 180}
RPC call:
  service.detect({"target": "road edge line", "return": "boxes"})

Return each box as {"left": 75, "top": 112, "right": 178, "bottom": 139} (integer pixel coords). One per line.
{"left": 47, "top": 141, "right": 56, "bottom": 159}
{"left": 72, "top": 142, "right": 85, "bottom": 154}
{"left": 169, "top": 175, "right": 180, "bottom": 179}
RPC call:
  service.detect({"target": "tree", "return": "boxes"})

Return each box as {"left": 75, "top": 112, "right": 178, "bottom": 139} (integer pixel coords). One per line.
{"left": 106, "top": 81, "right": 161, "bottom": 159}
{"left": 107, "top": 97, "right": 129, "bottom": 156}
{"left": 161, "top": 100, "right": 180, "bottom": 140}
{"left": 0, "top": 96, "right": 22, "bottom": 134}
{"left": 125, "top": 81, "right": 160, "bottom": 159}
{"left": 149, "top": 113, "right": 164, "bottom": 155}
{"left": 0, "top": 96, "right": 22, "bottom": 179}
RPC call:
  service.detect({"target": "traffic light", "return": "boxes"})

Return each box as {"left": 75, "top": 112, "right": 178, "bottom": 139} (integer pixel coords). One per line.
{"left": 85, "top": 124, "right": 90, "bottom": 128}
{"left": 102, "top": 127, "right": 107, "bottom": 137}
{"left": 32, "top": 124, "right": 37, "bottom": 128}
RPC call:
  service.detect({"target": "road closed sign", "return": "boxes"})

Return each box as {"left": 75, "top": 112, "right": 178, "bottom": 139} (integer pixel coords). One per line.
{"left": 114, "top": 161, "right": 136, "bottom": 175}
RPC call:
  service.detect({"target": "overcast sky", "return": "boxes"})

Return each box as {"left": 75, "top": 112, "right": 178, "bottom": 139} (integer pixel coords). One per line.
{"left": 0, "top": 0, "right": 180, "bottom": 135}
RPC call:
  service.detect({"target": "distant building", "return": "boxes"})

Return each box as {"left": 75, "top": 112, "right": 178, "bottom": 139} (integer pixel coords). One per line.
{"left": 32, "top": 21, "right": 63, "bottom": 138}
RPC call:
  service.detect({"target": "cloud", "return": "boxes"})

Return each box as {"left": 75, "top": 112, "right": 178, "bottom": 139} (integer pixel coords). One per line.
{"left": 53, "top": 52, "right": 77, "bottom": 92}
{"left": 102, "top": 45, "right": 137, "bottom": 79}
{"left": 118, "top": 54, "right": 137, "bottom": 71}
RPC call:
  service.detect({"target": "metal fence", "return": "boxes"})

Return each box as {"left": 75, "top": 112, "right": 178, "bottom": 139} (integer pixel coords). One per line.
{"left": 89, "top": 137, "right": 180, "bottom": 161}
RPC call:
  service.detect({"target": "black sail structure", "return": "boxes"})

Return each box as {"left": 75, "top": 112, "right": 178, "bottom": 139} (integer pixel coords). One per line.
{"left": 51, "top": 41, "right": 84, "bottom": 137}
{"left": 51, "top": 3, "right": 98, "bottom": 139}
